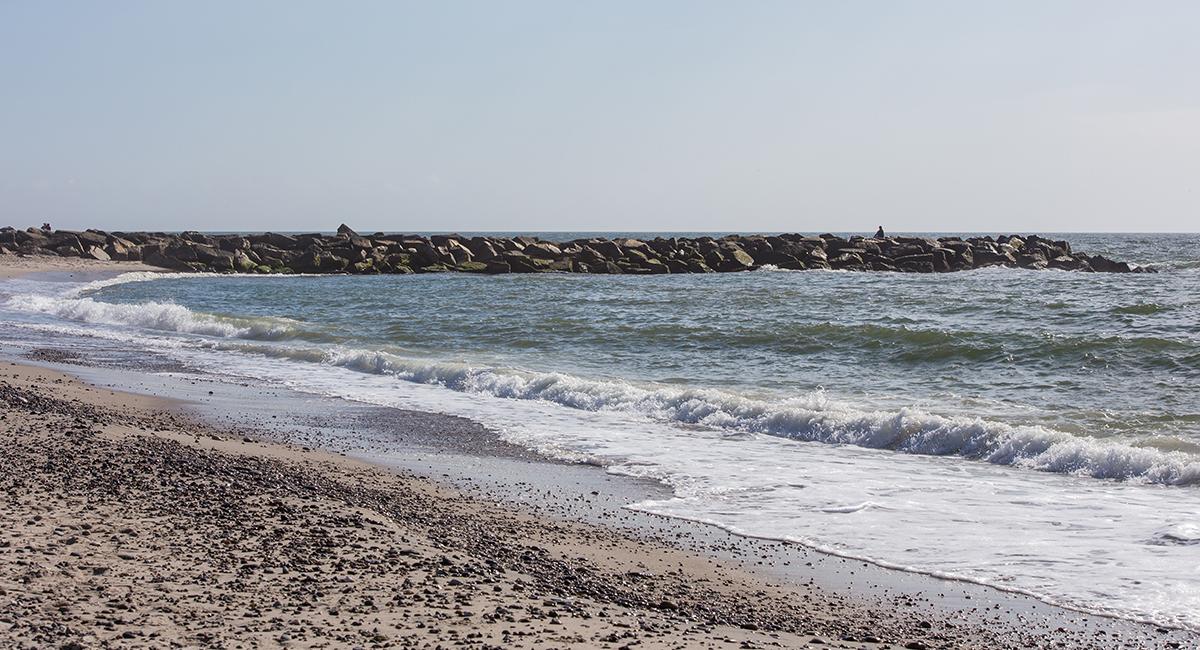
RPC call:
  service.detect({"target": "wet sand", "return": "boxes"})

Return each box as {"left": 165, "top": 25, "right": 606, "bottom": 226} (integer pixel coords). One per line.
{"left": 1, "top": 361, "right": 962, "bottom": 649}
{"left": 0, "top": 252, "right": 162, "bottom": 280}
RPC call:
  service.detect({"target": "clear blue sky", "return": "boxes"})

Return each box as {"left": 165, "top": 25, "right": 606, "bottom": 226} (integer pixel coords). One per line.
{"left": 1, "top": 1, "right": 1197, "bottom": 232}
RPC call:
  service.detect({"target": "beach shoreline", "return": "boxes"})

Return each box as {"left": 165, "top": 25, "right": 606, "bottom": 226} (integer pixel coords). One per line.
{"left": 1, "top": 359, "right": 942, "bottom": 649}
{"left": 0, "top": 252, "right": 164, "bottom": 280}
{"left": 1, "top": 255, "right": 1196, "bottom": 648}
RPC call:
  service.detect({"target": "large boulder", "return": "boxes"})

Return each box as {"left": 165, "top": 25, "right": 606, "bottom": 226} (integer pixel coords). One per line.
{"left": 104, "top": 236, "right": 138, "bottom": 260}
{"left": 181, "top": 231, "right": 215, "bottom": 246}
{"left": 15, "top": 229, "right": 50, "bottom": 247}
{"left": 894, "top": 253, "right": 935, "bottom": 272}
{"left": 524, "top": 242, "right": 562, "bottom": 259}
{"left": 1087, "top": 255, "right": 1131, "bottom": 273}
{"left": 49, "top": 232, "right": 83, "bottom": 253}
{"left": 484, "top": 259, "right": 511, "bottom": 274}
{"left": 715, "top": 247, "right": 755, "bottom": 271}
{"left": 576, "top": 246, "right": 608, "bottom": 265}
{"left": 290, "top": 250, "right": 349, "bottom": 273}
{"left": 466, "top": 238, "right": 498, "bottom": 261}
{"left": 499, "top": 250, "right": 542, "bottom": 273}
{"left": 78, "top": 230, "right": 109, "bottom": 248}
{"left": 1016, "top": 251, "right": 1048, "bottom": 269}
{"left": 590, "top": 240, "right": 623, "bottom": 260}
{"left": 971, "top": 247, "right": 1015, "bottom": 267}
{"left": 445, "top": 239, "right": 474, "bottom": 262}
{"left": 456, "top": 261, "right": 489, "bottom": 273}
{"left": 930, "top": 248, "right": 956, "bottom": 272}
{"left": 664, "top": 259, "right": 691, "bottom": 273}
{"left": 257, "top": 232, "right": 299, "bottom": 249}
{"left": 84, "top": 246, "right": 110, "bottom": 261}
{"left": 141, "top": 245, "right": 192, "bottom": 270}
{"left": 349, "top": 259, "right": 377, "bottom": 274}
{"left": 830, "top": 252, "right": 865, "bottom": 269}
{"left": 232, "top": 250, "right": 257, "bottom": 272}
{"left": 624, "top": 248, "right": 651, "bottom": 264}
{"left": 192, "top": 244, "right": 239, "bottom": 270}
{"left": 804, "top": 247, "right": 828, "bottom": 265}
{"left": 408, "top": 241, "right": 441, "bottom": 266}
{"left": 647, "top": 238, "right": 677, "bottom": 256}
{"left": 1048, "top": 255, "right": 1091, "bottom": 272}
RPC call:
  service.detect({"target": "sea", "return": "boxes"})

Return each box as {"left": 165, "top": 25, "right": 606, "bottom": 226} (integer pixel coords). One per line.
{"left": 2, "top": 232, "right": 1198, "bottom": 630}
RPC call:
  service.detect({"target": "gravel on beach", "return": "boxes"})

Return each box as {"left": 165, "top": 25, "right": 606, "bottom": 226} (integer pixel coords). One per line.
{"left": 1, "top": 359, "right": 1189, "bottom": 649}
{"left": 0, "top": 362, "right": 961, "bottom": 649}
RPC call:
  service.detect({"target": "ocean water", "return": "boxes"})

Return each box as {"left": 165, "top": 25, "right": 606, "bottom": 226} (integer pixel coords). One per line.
{"left": 2, "top": 232, "right": 1199, "bottom": 629}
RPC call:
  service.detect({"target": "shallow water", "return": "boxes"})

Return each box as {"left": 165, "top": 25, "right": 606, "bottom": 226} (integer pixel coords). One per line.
{"left": 2, "top": 232, "right": 1198, "bottom": 629}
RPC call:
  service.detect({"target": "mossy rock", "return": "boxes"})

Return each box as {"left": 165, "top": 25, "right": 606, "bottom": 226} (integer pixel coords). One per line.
{"left": 415, "top": 264, "right": 449, "bottom": 273}
{"left": 233, "top": 252, "right": 258, "bottom": 272}
{"left": 456, "top": 261, "right": 489, "bottom": 273}
{"left": 254, "top": 265, "right": 273, "bottom": 274}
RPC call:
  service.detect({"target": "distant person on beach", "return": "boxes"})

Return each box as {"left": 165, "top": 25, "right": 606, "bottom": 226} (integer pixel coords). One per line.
{"left": 874, "top": 226, "right": 885, "bottom": 238}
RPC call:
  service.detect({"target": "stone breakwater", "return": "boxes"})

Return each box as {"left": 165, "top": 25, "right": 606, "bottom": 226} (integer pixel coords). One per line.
{"left": 0, "top": 224, "right": 1154, "bottom": 275}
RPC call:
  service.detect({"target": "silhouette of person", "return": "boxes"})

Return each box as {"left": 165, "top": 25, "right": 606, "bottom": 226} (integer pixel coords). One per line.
{"left": 874, "top": 226, "right": 885, "bottom": 238}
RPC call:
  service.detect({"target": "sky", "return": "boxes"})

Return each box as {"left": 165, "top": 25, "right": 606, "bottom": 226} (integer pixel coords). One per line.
{"left": 1, "top": 1, "right": 1197, "bottom": 233}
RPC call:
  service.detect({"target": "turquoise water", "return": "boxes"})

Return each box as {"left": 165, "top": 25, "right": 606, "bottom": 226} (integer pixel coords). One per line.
{"left": 3, "top": 232, "right": 1199, "bottom": 629}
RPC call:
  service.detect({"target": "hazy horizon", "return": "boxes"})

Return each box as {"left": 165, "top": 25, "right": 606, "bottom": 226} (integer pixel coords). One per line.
{"left": 2, "top": 1, "right": 1198, "bottom": 233}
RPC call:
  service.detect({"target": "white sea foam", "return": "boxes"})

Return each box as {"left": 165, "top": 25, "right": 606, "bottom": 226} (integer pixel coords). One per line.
{"left": 6, "top": 281, "right": 1200, "bottom": 631}
{"left": 6, "top": 293, "right": 306, "bottom": 340}
{"left": 8, "top": 286, "right": 1200, "bottom": 486}
{"left": 1152, "top": 522, "right": 1200, "bottom": 545}
{"left": 203, "top": 343, "right": 1200, "bottom": 486}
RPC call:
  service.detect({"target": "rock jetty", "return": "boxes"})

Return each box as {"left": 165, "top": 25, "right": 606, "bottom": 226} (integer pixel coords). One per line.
{"left": 0, "top": 224, "right": 1153, "bottom": 274}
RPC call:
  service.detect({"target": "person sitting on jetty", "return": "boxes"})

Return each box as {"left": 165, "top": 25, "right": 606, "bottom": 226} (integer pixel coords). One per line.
{"left": 874, "top": 226, "right": 885, "bottom": 238}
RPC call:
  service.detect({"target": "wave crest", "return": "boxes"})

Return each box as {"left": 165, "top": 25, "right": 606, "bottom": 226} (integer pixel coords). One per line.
{"left": 10, "top": 280, "right": 1199, "bottom": 487}
{"left": 214, "top": 343, "right": 1200, "bottom": 486}
{"left": 7, "top": 294, "right": 310, "bottom": 341}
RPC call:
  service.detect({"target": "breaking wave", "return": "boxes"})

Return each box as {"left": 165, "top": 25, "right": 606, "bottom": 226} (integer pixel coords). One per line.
{"left": 6, "top": 293, "right": 322, "bottom": 341}
{"left": 208, "top": 341, "right": 1200, "bottom": 486}
{"left": 7, "top": 271, "right": 1199, "bottom": 487}
{"left": 5, "top": 272, "right": 332, "bottom": 340}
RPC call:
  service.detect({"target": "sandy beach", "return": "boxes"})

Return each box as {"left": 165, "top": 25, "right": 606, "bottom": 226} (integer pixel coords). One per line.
{"left": 2, "top": 255, "right": 1196, "bottom": 649}
{"left": 0, "top": 253, "right": 163, "bottom": 281}
{"left": 5, "top": 3, "right": 1197, "bottom": 645}
{"left": 2, "top": 360, "right": 929, "bottom": 649}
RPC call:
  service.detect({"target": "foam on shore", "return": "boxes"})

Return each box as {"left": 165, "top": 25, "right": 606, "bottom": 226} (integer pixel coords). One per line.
{"left": 9, "top": 286, "right": 1198, "bottom": 487}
